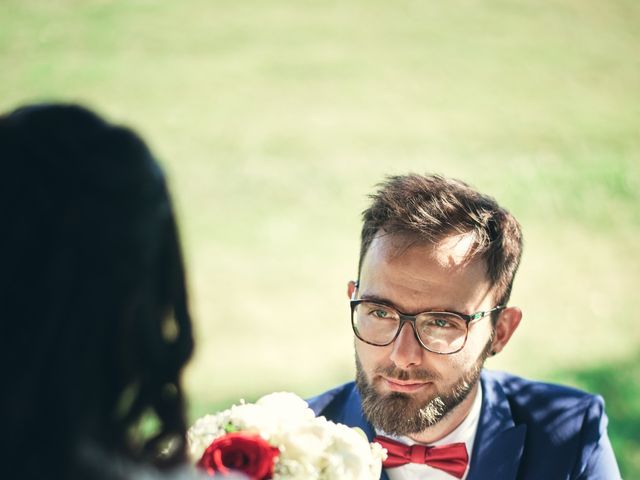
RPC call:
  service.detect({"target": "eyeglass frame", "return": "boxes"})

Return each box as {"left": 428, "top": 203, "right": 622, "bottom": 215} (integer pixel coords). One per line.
{"left": 349, "top": 294, "right": 505, "bottom": 355}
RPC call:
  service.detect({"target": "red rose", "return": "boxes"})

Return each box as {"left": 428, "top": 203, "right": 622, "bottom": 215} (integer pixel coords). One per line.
{"left": 197, "top": 432, "right": 279, "bottom": 479}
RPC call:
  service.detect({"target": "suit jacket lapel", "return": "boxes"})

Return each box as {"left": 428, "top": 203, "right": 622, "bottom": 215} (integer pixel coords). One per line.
{"left": 467, "top": 371, "right": 526, "bottom": 480}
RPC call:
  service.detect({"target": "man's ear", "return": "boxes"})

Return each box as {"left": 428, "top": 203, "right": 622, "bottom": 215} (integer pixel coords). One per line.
{"left": 347, "top": 280, "right": 357, "bottom": 299}
{"left": 492, "top": 307, "right": 522, "bottom": 355}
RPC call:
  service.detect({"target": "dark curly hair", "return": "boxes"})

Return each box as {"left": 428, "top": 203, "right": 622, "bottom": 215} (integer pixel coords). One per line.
{"left": 0, "top": 104, "right": 194, "bottom": 479}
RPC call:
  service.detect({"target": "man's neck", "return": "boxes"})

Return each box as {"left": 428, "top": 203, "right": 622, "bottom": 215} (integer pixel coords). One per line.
{"left": 406, "top": 383, "right": 480, "bottom": 445}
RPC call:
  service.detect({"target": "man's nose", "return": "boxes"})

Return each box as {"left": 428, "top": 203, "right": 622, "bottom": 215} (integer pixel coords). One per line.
{"left": 389, "top": 321, "right": 423, "bottom": 369}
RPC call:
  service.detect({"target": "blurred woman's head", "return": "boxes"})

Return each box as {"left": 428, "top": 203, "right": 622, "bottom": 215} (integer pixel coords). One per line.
{"left": 0, "top": 104, "right": 194, "bottom": 478}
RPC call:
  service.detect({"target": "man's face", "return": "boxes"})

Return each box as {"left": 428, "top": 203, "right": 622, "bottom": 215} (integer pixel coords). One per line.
{"left": 353, "top": 232, "right": 497, "bottom": 436}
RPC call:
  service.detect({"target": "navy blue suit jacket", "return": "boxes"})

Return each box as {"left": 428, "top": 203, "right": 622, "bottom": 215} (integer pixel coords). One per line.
{"left": 307, "top": 370, "right": 620, "bottom": 479}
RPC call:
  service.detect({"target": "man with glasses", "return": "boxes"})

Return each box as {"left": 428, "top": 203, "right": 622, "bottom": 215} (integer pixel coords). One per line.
{"left": 308, "top": 174, "right": 619, "bottom": 479}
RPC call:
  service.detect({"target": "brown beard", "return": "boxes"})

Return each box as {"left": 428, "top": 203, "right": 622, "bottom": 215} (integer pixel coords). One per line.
{"left": 355, "top": 338, "right": 493, "bottom": 436}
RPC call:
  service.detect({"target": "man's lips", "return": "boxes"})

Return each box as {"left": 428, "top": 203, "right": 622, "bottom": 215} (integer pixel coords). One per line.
{"left": 382, "top": 377, "right": 431, "bottom": 393}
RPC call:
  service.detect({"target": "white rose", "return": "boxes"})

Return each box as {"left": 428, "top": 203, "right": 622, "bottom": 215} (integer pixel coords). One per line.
{"left": 274, "top": 417, "right": 330, "bottom": 466}
{"left": 369, "top": 441, "right": 387, "bottom": 479}
{"left": 325, "top": 425, "right": 371, "bottom": 479}
{"left": 320, "top": 422, "right": 386, "bottom": 480}
{"left": 256, "top": 392, "right": 315, "bottom": 424}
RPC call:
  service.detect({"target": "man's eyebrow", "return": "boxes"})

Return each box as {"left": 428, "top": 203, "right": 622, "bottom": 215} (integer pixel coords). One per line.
{"left": 358, "top": 293, "right": 397, "bottom": 307}
{"left": 358, "top": 293, "right": 466, "bottom": 316}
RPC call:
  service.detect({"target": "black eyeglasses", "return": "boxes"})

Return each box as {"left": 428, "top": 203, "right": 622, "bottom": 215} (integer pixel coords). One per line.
{"left": 350, "top": 299, "right": 504, "bottom": 355}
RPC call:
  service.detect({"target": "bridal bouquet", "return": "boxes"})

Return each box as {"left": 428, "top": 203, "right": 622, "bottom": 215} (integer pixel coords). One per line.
{"left": 188, "top": 392, "right": 386, "bottom": 480}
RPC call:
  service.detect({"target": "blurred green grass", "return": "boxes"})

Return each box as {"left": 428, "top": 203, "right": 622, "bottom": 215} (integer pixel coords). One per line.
{"left": 2, "top": 0, "right": 639, "bottom": 476}
{"left": 550, "top": 354, "right": 640, "bottom": 477}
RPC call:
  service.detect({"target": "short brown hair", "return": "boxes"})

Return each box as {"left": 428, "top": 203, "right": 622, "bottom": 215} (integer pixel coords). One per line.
{"left": 359, "top": 174, "right": 523, "bottom": 305}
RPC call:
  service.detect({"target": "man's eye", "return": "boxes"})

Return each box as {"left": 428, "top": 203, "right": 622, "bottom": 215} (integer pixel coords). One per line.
{"left": 433, "top": 318, "right": 451, "bottom": 328}
{"left": 372, "top": 310, "right": 389, "bottom": 318}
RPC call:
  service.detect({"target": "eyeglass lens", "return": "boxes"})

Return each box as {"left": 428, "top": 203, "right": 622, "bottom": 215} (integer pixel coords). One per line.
{"left": 352, "top": 301, "right": 468, "bottom": 354}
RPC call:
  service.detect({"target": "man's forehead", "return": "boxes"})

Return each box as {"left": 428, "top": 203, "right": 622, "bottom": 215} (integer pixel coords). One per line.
{"left": 360, "top": 231, "right": 494, "bottom": 310}
{"left": 368, "top": 230, "right": 480, "bottom": 269}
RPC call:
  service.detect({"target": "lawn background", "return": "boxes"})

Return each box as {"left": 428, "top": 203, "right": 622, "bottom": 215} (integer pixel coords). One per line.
{"left": 2, "top": 0, "right": 639, "bottom": 475}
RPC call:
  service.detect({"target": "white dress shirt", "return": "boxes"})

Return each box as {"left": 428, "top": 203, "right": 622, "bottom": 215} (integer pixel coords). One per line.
{"left": 378, "top": 383, "right": 483, "bottom": 480}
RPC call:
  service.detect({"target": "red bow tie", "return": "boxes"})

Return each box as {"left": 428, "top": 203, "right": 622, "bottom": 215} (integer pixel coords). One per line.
{"left": 374, "top": 435, "right": 469, "bottom": 479}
